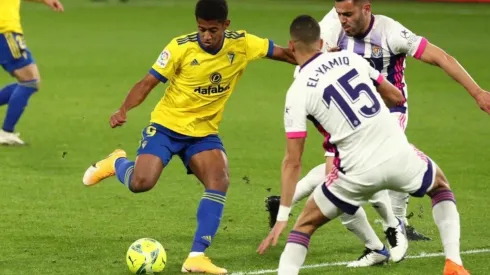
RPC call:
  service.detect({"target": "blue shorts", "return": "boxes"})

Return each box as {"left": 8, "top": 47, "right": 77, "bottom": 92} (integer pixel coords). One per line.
{"left": 137, "top": 123, "right": 226, "bottom": 174}
{"left": 0, "top": 32, "right": 35, "bottom": 74}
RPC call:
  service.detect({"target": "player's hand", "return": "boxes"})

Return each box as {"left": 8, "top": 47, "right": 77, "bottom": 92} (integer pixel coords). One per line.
{"left": 110, "top": 109, "right": 127, "bottom": 128}
{"left": 43, "top": 0, "right": 64, "bottom": 12}
{"left": 256, "top": 221, "right": 287, "bottom": 255}
{"left": 327, "top": 46, "right": 341, "bottom": 52}
{"left": 475, "top": 91, "right": 490, "bottom": 115}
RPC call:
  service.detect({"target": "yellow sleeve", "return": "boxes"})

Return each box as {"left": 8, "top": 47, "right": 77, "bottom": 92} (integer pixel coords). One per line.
{"left": 149, "top": 39, "right": 182, "bottom": 83}
{"left": 245, "top": 32, "right": 274, "bottom": 61}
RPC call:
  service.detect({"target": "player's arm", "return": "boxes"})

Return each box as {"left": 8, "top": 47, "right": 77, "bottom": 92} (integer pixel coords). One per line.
{"left": 277, "top": 84, "right": 308, "bottom": 221}
{"left": 375, "top": 76, "right": 405, "bottom": 108}
{"left": 257, "top": 84, "right": 307, "bottom": 254}
{"left": 245, "top": 32, "right": 297, "bottom": 65}
{"left": 389, "top": 21, "right": 490, "bottom": 114}
{"left": 269, "top": 46, "right": 297, "bottom": 65}
{"left": 110, "top": 41, "right": 180, "bottom": 128}
{"left": 24, "top": 0, "right": 64, "bottom": 11}
{"left": 362, "top": 56, "right": 405, "bottom": 108}
{"left": 417, "top": 43, "right": 490, "bottom": 113}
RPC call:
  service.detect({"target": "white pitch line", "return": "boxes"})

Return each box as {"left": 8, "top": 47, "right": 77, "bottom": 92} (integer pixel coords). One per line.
{"left": 231, "top": 248, "right": 490, "bottom": 275}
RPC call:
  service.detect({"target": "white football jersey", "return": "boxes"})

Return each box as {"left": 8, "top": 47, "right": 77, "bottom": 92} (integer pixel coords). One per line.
{"left": 319, "top": 8, "right": 428, "bottom": 114}
{"left": 284, "top": 51, "right": 408, "bottom": 173}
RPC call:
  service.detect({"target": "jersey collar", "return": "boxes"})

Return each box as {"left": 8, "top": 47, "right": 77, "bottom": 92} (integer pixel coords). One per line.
{"left": 299, "top": 52, "right": 322, "bottom": 72}
{"left": 197, "top": 34, "right": 225, "bottom": 55}
{"left": 354, "top": 14, "right": 375, "bottom": 40}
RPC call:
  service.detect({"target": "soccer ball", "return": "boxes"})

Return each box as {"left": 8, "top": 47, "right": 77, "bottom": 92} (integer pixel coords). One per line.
{"left": 126, "top": 238, "right": 167, "bottom": 274}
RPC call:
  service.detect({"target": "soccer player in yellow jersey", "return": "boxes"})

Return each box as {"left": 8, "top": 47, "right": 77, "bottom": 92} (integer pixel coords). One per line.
{"left": 0, "top": 0, "right": 63, "bottom": 145}
{"left": 82, "top": 0, "right": 296, "bottom": 273}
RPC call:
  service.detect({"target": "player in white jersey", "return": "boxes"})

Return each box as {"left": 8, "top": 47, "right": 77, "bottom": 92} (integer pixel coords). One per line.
{"left": 265, "top": 0, "right": 490, "bottom": 267}
{"left": 257, "top": 15, "right": 470, "bottom": 275}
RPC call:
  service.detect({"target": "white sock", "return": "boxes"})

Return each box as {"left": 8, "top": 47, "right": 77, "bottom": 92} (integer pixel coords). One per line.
{"left": 431, "top": 190, "right": 462, "bottom": 265}
{"left": 369, "top": 191, "right": 399, "bottom": 230}
{"left": 389, "top": 190, "right": 410, "bottom": 225}
{"left": 188, "top": 252, "right": 204, "bottom": 257}
{"left": 292, "top": 163, "right": 326, "bottom": 205}
{"left": 340, "top": 207, "right": 384, "bottom": 251}
{"left": 278, "top": 239, "right": 309, "bottom": 275}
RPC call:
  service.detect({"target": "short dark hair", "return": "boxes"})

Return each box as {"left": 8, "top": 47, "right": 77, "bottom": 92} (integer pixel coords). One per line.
{"left": 195, "top": 0, "right": 228, "bottom": 22}
{"left": 289, "top": 15, "right": 320, "bottom": 44}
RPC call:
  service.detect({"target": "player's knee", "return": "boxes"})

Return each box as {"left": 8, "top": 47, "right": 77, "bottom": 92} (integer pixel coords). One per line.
{"left": 130, "top": 175, "right": 156, "bottom": 193}
{"left": 427, "top": 167, "right": 451, "bottom": 197}
{"left": 204, "top": 170, "right": 229, "bottom": 192}
{"left": 19, "top": 79, "right": 40, "bottom": 92}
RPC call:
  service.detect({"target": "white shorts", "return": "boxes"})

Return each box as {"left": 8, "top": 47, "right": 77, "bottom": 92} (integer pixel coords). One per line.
{"left": 313, "top": 145, "right": 436, "bottom": 216}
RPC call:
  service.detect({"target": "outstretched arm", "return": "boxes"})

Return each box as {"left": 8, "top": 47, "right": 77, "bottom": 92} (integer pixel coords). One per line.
{"left": 418, "top": 42, "right": 490, "bottom": 114}
{"left": 269, "top": 46, "right": 298, "bottom": 65}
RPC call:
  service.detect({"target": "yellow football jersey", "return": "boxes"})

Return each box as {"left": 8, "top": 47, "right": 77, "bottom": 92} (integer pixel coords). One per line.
{"left": 0, "top": 0, "right": 22, "bottom": 34}
{"left": 149, "top": 30, "right": 273, "bottom": 137}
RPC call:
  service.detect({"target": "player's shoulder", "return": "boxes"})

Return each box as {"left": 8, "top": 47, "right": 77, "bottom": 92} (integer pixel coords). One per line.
{"left": 374, "top": 14, "right": 405, "bottom": 34}
{"left": 171, "top": 32, "right": 199, "bottom": 47}
{"left": 224, "top": 29, "right": 247, "bottom": 40}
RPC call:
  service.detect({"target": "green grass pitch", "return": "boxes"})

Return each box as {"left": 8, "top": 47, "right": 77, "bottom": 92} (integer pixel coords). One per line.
{"left": 1, "top": 0, "right": 490, "bottom": 274}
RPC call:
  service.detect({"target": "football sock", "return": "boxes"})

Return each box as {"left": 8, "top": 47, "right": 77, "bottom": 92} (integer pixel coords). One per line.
{"left": 430, "top": 189, "right": 462, "bottom": 265}
{"left": 340, "top": 207, "right": 384, "bottom": 251}
{"left": 369, "top": 191, "right": 399, "bottom": 230}
{"left": 190, "top": 190, "right": 226, "bottom": 254}
{"left": 278, "top": 231, "right": 310, "bottom": 274}
{"left": 115, "top": 157, "right": 134, "bottom": 190}
{"left": 389, "top": 190, "right": 410, "bottom": 225}
{"left": 0, "top": 83, "right": 17, "bottom": 106}
{"left": 2, "top": 81, "right": 37, "bottom": 133}
{"left": 292, "top": 163, "right": 325, "bottom": 205}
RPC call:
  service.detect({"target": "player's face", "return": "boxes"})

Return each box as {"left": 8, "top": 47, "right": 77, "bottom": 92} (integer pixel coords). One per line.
{"left": 335, "top": 1, "right": 371, "bottom": 37}
{"left": 197, "top": 18, "right": 230, "bottom": 50}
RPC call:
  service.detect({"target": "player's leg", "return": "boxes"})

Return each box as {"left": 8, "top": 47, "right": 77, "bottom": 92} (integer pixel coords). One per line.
{"left": 278, "top": 195, "right": 332, "bottom": 274}
{"left": 389, "top": 112, "right": 431, "bottom": 241}
{"left": 266, "top": 162, "right": 326, "bottom": 227}
{"left": 279, "top": 172, "right": 372, "bottom": 274}
{"left": 339, "top": 207, "right": 391, "bottom": 267}
{"left": 366, "top": 190, "right": 408, "bottom": 262}
{"left": 0, "top": 33, "right": 40, "bottom": 145}
{"left": 180, "top": 135, "right": 228, "bottom": 274}
{"left": 83, "top": 124, "right": 175, "bottom": 192}
{"left": 395, "top": 146, "right": 468, "bottom": 274}
{"left": 425, "top": 166, "right": 468, "bottom": 275}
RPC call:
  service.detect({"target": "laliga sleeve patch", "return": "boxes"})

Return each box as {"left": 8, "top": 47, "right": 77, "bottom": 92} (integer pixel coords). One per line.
{"left": 156, "top": 49, "right": 171, "bottom": 68}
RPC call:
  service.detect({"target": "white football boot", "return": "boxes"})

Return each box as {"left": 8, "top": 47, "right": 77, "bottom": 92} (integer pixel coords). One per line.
{"left": 347, "top": 246, "right": 390, "bottom": 267}
{"left": 385, "top": 218, "right": 408, "bottom": 262}
{"left": 0, "top": 130, "right": 25, "bottom": 145}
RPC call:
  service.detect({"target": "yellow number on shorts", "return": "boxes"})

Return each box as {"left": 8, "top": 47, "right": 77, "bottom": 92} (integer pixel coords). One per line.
{"left": 15, "top": 35, "right": 27, "bottom": 50}
{"left": 145, "top": 126, "right": 157, "bottom": 137}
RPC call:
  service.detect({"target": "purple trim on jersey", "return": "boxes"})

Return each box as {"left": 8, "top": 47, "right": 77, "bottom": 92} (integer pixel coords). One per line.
{"left": 411, "top": 160, "right": 434, "bottom": 197}
{"left": 307, "top": 115, "right": 328, "bottom": 136}
{"left": 353, "top": 39, "right": 365, "bottom": 56}
{"left": 354, "top": 15, "right": 375, "bottom": 39}
{"left": 386, "top": 54, "right": 407, "bottom": 113}
{"left": 338, "top": 32, "right": 348, "bottom": 50}
{"left": 299, "top": 52, "right": 322, "bottom": 72}
{"left": 322, "top": 184, "right": 359, "bottom": 215}
{"left": 390, "top": 106, "right": 407, "bottom": 114}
